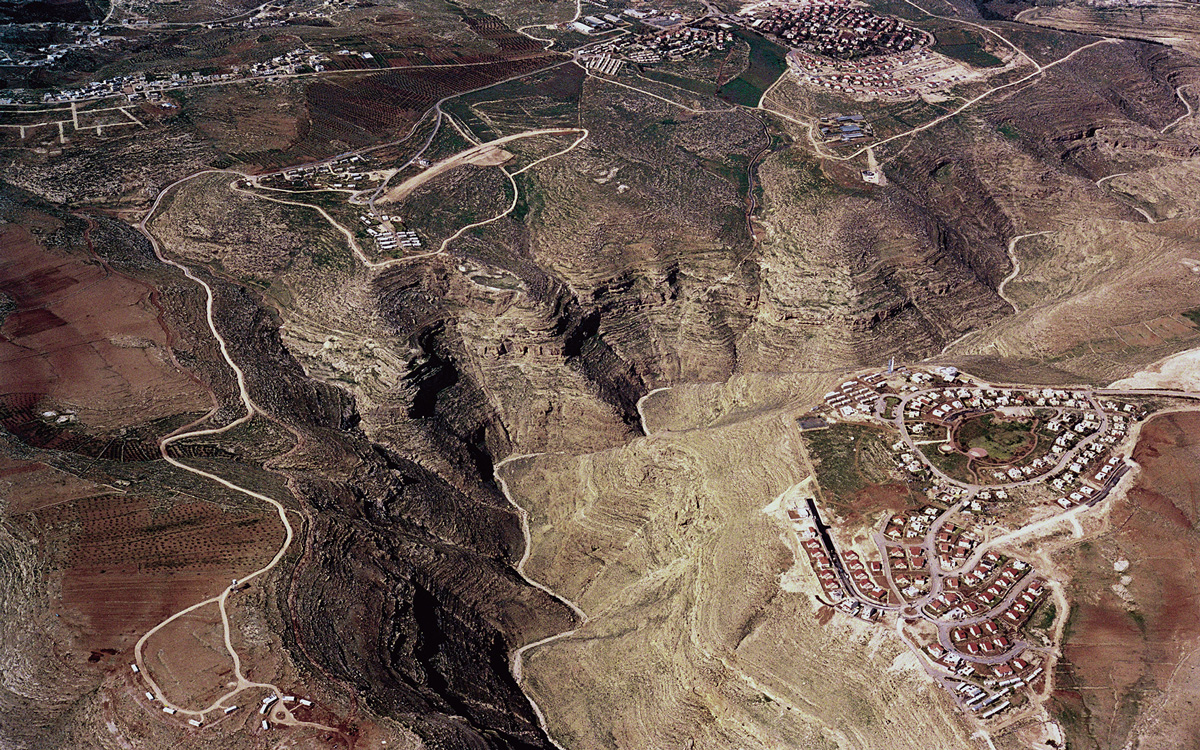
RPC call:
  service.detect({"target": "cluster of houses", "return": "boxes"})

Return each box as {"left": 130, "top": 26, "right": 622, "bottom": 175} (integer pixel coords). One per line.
{"left": 1044, "top": 413, "right": 1128, "bottom": 486}
{"left": 790, "top": 481, "right": 1046, "bottom": 720}
{"left": 224, "top": 1, "right": 341, "bottom": 30}
{"left": 953, "top": 555, "right": 1037, "bottom": 617}
{"left": 899, "top": 384, "right": 1136, "bottom": 494}
{"left": 132, "top": 662, "right": 319, "bottom": 731}
{"left": 582, "top": 53, "right": 623, "bottom": 75}
{"left": 357, "top": 212, "right": 421, "bottom": 253}
{"left": 1051, "top": 453, "right": 1125, "bottom": 507}
{"left": 0, "top": 23, "right": 116, "bottom": 69}
{"left": 943, "top": 576, "right": 1046, "bottom": 651}
{"left": 848, "top": 555, "right": 892, "bottom": 606}
{"left": 740, "top": 0, "right": 930, "bottom": 59}
{"left": 821, "top": 370, "right": 1140, "bottom": 519}
{"left": 931, "top": 521, "right": 980, "bottom": 572}
{"left": 580, "top": 19, "right": 732, "bottom": 65}
{"left": 372, "top": 225, "right": 421, "bottom": 253}
{"left": 258, "top": 155, "right": 427, "bottom": 256}
{"left": 797, "top": 365, "right": 1158, "bottom": 723}
{"left": 816, "top": 113, "right": 871, "bottom": 143}
{"left": 799, "top": 537, "right": 846, "bottom": 600}
{"left": 903, "top": 383, "right": 1056, "bottom": 422}
{"left": 258, "top": 692, "right": 314, "bottom": 726}
{"left": 268, "top": 154, "right": 375, "bottom": 189}
{"left": 789, "top": 47, "right": 970, "bottom": 99}
{"left": 821, "top": 372, "right": 885, "bottom": 417}
{"left": 28, "top": 47, "right": 329, "bottom": 105}
{"left": 994, "top": 578, "right": 1046, "bottom": 629}
{"left": 796, "top": 533, "right": 884, "bottom": 619}
{"left": 926, "top": 641, "right": 1045, "bottom": 719}
{"left": 117, "top": 0, "right": 346, "bottom": 31}
{"left": 251, "top": 48, "right": 330, "bottom": 75}
{"left": 886, "top": 543, "right": 931, "bottom": 600}
{"left": 949, "top": 620, "right": 1012, "bottom": 657}
{"left": 882, "top": 506, "right": 941, "bottom": 542}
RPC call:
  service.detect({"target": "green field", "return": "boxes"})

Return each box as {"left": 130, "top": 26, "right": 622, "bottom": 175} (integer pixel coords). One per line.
{"left": 934, "top": 28, "right": 1004, "bottom": 68}
{"left": 640, "top": 69, "right": 719, "bottom": 97}
{"left": 924, "top": 445, "right": 970, "bottom": 481}
{"left": 803, "top": 423, "right": 893, "bottom": 501}
{"left": 718, "top": 29, "right": 788, "bottom": 107}
{"left": 997, "top": 121, "right": 1021, "bottom": 140}
{"left": 440, "top": 100, "right": 499, "bottom": 142}
{"left": 955, "top": 414, "right": 1037, "bottom": 462}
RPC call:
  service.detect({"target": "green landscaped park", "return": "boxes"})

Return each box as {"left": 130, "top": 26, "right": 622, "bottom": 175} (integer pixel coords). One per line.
{"left": 954, "top": 414, "right": 1037, "bottom": 463}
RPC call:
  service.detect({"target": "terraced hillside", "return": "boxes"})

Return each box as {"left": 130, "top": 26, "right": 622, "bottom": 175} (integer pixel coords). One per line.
{"left": 2, "top": 0, "right": 1200, "bottom": 748}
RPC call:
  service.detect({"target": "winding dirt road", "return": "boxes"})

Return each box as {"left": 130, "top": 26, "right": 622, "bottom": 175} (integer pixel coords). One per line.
{"left": 124, "top": 119, "right": 590, "bottom": 737}
{"left": 131, "top": 175, "right": 333, "bottom": 734}
{"left": 378, "top": 128, "right": 585, "bottom": 204}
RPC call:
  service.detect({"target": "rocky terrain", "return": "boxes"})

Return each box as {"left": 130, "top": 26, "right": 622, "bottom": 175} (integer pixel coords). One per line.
{"left": 2, "top": 0, "right": 1200, "bottom": 748}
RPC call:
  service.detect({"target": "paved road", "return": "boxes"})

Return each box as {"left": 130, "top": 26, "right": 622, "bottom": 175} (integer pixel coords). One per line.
{"left": 811, "top": 376, "right": 1200, "bottom": 692}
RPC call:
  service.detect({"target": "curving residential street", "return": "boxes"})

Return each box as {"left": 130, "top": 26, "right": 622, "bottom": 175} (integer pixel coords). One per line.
{"left": 785, "top": 364, "right": 1200, "bottom": 729}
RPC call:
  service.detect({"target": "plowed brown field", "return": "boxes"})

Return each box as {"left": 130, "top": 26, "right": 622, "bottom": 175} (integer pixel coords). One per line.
{"left": 1054, "top": 411, "right": 1200, "bottom": 749}
{"left": 0, "top": 219, "right": 209, "bottom": 429}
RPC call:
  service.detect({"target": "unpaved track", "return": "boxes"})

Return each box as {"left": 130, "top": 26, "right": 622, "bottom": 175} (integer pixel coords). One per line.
{"left": 900, "top": 0, "right": 1040, "bottom": 71}
{"left": 243, "top": 126, "right": 588, "bottom": 264}
{"left": 106, "top": 23, "right": 588, "bottom": 738}
{"left": 131, "top": 174, "right": 333, "bottom": 733}
{"left": 997, "top": 230, "right": 1052, "bottom": 312}
{"left": 1163, "top": 83, "right": 1194, "bottom": 133}
{"left": 124, "top": 120, "right": 589, "bottom": 734}
{"left": 1095, "top": 172, "right": 1158, "bottom": 223}
{"left": 517, "top": 0, "right": 583, "bottom": 46}
{"left": 493, "top": 453, "right": 587, "bottom": 750}
{"left": 378, "top": 127, "right": 584, "bottom": 204}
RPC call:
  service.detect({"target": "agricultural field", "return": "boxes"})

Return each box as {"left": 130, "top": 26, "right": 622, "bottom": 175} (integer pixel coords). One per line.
{"left": 930, "top": 25, "right": 1005, "bottom": 69}
{"left": 15, "top": 492, "right": 282, "bottom": 651}
{"left": 0, "top": 214, "right": 212, "bottom": 430}
{"left": 446, "top": 63, "right": 583, "bottom": 139}
{"left": 718, "top": 29, "right": 789, "bottom": 107}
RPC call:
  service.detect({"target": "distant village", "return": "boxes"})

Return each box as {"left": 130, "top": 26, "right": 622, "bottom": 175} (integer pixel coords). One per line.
{"left": 0, "top": 23, "right": 117, "bottom": 70}
{"left": 25, "top": 48, "right": 332, "bottom": 105}
{"left": 0, "top": 0, "right": 356, "bottom": 106}
{"left": 568, "top": 0, "right": 984, "bottom": 120}
{"left": 789, "top": 45, "right": 977, "bottom": 99}
{"left": 741, "top": 0, "right": 930, "bottom": 59}
{"left": 574, "top": 8, "right": 734, "bottom": 69}
{"left": 571, "top": 0, "right": 929, "bottom": 63}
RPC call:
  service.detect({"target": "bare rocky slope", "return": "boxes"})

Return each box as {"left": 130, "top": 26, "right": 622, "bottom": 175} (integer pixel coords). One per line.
{"left": 3, "top": 5, "right": 1200, "bottom": 749}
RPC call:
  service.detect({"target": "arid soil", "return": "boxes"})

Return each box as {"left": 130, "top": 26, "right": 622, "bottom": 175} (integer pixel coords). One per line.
{"left": 0, "top": 218, "right": 210, "bottom": 429}
{"left": 506, "top": 396, "right": 974, "bottom": 750}
{"left": 1053, "top": 411, "right": 1200, "bottom": 750}
{"left": 3, "top": 1, "right": 1200, "bottom": 748}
